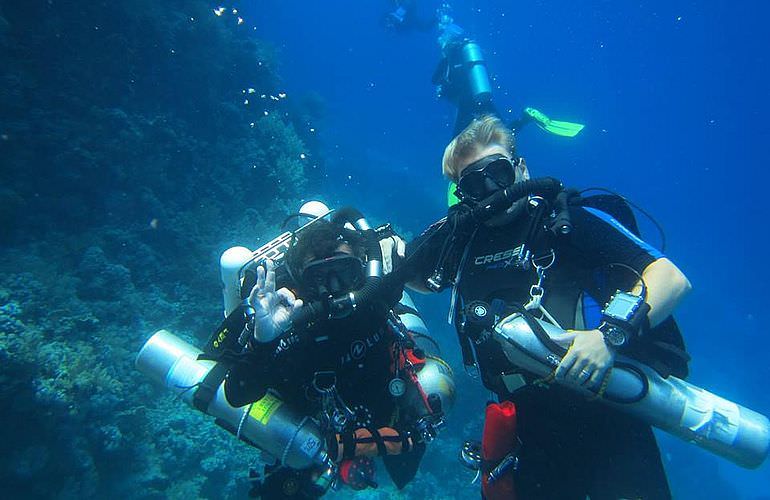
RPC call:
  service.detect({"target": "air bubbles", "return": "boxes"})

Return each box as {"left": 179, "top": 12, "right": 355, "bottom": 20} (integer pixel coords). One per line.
{"left": 300, "top": 153, "right": 306, "bottom": 159}
{"left": 213, "top": 6, "right": 247, "bottom": 26}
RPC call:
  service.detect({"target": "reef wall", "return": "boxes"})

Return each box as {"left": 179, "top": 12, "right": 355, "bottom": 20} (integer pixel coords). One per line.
{"left": 0, "top": 1, "right": 322, "bottom": 497}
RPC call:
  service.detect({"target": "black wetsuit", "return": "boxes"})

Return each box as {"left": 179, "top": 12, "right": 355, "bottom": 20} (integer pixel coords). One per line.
{"left": 234, "top": 279, "right": 427, "bottom": 497}
{"left": 266, "top": 308, "right": 398, "bottom": 431}
{"left": 407, "top": 204, "right": 673, "bottom": 499}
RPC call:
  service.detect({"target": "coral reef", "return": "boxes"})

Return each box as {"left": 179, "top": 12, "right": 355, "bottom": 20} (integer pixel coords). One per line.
{"left": 0, "top": 0, "right": 483, "bottom": 498}
{"left": 0, "top": 0, "right": 320, "bottom": 498}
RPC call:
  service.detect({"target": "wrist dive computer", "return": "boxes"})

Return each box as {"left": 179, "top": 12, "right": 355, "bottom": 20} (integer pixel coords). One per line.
{"left": 598, "top": 291, "right": 650, "bottom": 349}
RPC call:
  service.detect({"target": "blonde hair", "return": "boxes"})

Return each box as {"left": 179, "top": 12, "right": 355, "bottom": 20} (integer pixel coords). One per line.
{"left": 442, "top": 114, "right": 515, "bottom": 181}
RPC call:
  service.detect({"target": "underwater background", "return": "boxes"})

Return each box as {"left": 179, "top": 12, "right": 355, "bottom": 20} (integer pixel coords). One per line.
{"left": 1, "top": 0, "right": 768, "bottom": 498}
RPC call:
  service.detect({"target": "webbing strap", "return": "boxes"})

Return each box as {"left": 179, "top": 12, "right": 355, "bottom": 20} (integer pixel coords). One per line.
{"left": 342, "top": 432, "right": 357, "bottom": 461}
{"left": 508, "top": 303, "right": 568, "bottom": 357}
{"left": 192, "top": 361, "right": 230, "bottom": 412}
{"left": 401, "top": 431, "right": 412, "bottom": 453}
{"left": 366, "top": 428, "right": 388, "bottom": 457}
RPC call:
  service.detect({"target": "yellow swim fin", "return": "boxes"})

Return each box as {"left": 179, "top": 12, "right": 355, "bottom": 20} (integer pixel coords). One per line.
{"left": 524, "top": 107, "right": 585, "bottom": 137}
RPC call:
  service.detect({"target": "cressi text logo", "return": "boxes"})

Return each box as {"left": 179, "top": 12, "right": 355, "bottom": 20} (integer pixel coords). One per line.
{"left": 473, "top": 244, "right": 526, "bottom": 268}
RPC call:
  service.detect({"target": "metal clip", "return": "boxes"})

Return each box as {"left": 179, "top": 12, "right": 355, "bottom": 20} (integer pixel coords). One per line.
{"left": 524, "top": 269, "right": 546, "bottom": 311}
{"left": 487, "top": 437, "right": 523, "bottom": 484}
{"left": 514, "top": 247, "right": 532, "bottom": 270}
{"left": 313, "top": 371, "right": 354, "bottom": 433}
{"left": 524, "top": 250, "right": 555, "bottom": 311}
{"left": 487, "top": 453, "right": 519, "bottom": 483}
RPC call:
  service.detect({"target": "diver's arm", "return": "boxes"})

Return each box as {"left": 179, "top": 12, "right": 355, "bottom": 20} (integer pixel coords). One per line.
{"left": 400, "top": 220, "right": 450, "bottom": 293}
{"left": 381, "top": 232, "right": 434, "bottom": 293}
{"left": 556, "top": 209, "right": 688, "bottom": 386}
{"left": 555, "top": 258, "right": 691, "bottom": 388}
{"left": 634, "top": 257, "right": 692, "bottom": 327}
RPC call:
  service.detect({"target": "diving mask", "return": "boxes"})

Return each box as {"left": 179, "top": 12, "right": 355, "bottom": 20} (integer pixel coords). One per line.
{"left": 300, "top": 252, "right": 365, "bottom": 299}
{"left": 455, "top": 154, "right": 518, "bottom": 202}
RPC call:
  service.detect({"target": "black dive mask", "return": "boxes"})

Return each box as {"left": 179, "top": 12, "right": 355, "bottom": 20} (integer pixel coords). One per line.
{"left": 456, "top": 154, "right": 518, "bottom": 202}
{"left": 300, "top": 253, "right": 365, "bottom": 299}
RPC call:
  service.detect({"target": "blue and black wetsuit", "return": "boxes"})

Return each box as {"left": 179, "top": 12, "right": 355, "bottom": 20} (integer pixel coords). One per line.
{"left": 405, "top": 204, "right": 674, "bottom": 499}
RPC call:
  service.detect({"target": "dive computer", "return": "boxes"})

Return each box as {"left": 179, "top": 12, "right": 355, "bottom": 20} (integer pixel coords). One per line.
{"left": 599, "top": 291, "right": 650, "bottom": 350}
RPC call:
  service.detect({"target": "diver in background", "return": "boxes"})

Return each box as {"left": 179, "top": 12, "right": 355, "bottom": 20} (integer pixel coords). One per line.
{"left": 386, "top": 0, "right": 584, "bottom": 139}
{"left": 431, "top": 5, "right": 584, "bottom": 138}
{"left": 227, "top": 216, "right": 451, "bottom": 498}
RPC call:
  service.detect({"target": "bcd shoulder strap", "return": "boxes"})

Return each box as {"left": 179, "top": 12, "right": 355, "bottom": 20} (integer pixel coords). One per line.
{"left": 203, "top": 304, "right": 248, "bottom": 355}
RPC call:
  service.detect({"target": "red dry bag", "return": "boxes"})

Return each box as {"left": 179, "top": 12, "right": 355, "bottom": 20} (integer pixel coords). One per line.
{"left": 481, "top": 401, "right": 518, "bottom": 500}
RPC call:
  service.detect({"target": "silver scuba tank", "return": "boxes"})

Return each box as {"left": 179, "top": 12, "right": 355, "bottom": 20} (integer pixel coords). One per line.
{"left": 135, "top": 329, "right": 333, "bottom": 471}
{"left": 412, "top": 356, "right": 456, "bottom": 415}
{"left": 394, "top": 291, "right": 456, "bottom": 415}
{"left": 493, "top": 313, "right": 770, "bottom": 469}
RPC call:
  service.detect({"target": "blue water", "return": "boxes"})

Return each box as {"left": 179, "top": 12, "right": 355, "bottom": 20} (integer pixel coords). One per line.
{"left": 247, "top": 1, "right": 770, "bottom": 497}
{"left": 1, "top": 0, "right": 768, "bottom": 498}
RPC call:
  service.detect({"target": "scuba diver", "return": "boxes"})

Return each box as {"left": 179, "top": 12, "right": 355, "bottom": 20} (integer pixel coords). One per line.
{"left": 136, "top": 203, "right": 454, "bottom": 498}
{"left": 384, "top": 1, "right": 768, "bottom": 498}
{"left": 428, "top": 2, "right": 584, "bottom": 138}
{"left": 404, "top": 115, "right": 690, "bottom": 498}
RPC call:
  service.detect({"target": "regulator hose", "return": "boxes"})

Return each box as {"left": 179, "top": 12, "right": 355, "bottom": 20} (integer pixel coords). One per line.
{"left": 289, "top": 299, "right": 329, "bottom": 329}
{"left": 465, "top": 176, "right": 563, "bottom": 225}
